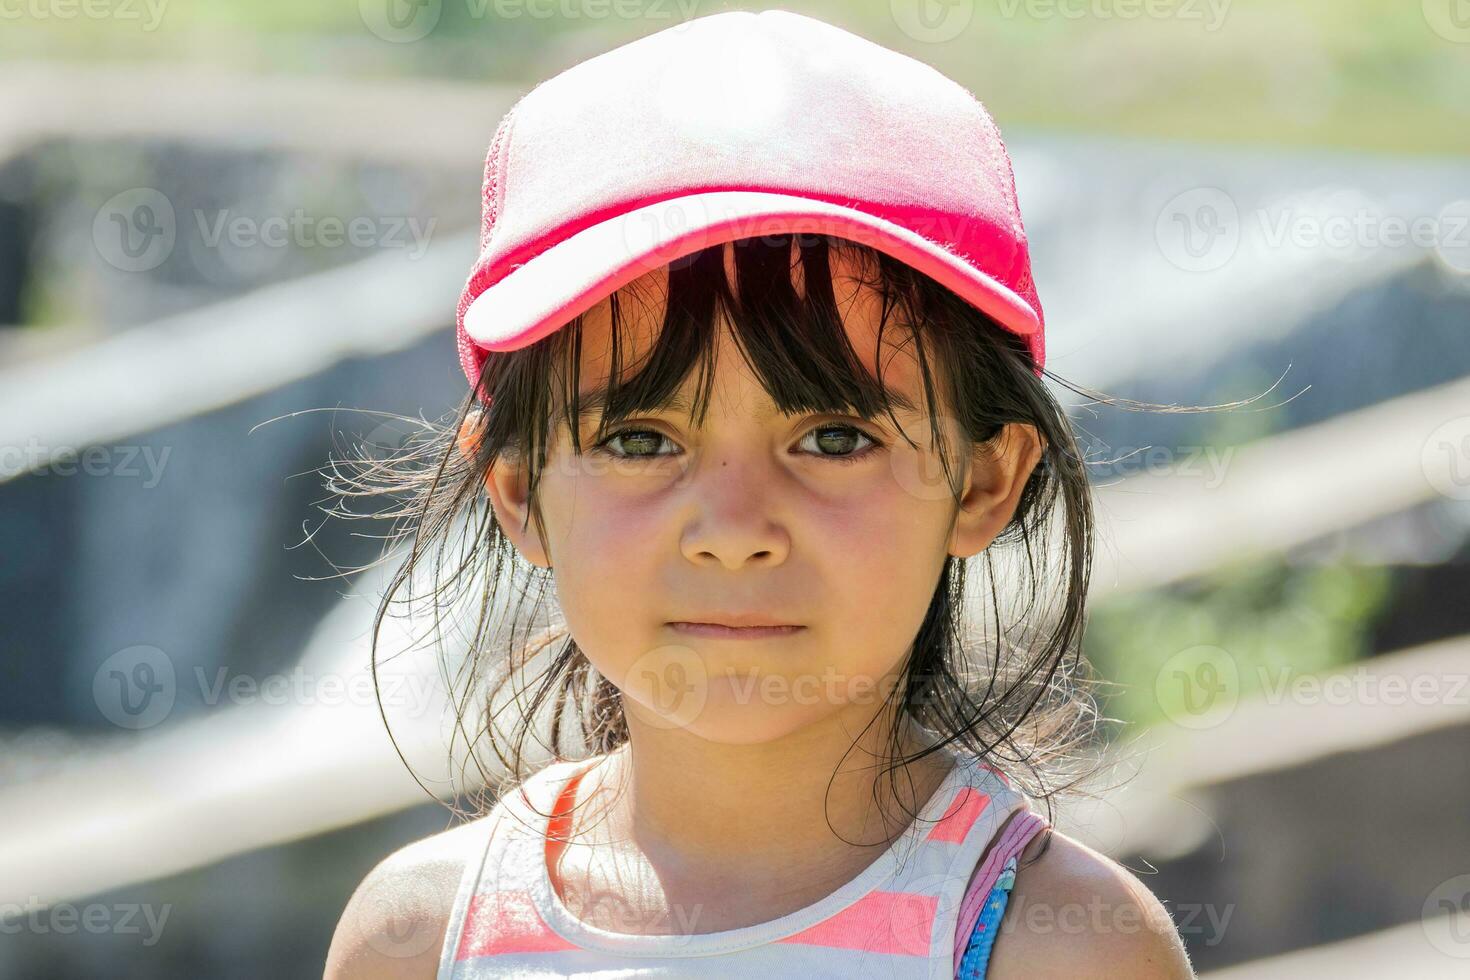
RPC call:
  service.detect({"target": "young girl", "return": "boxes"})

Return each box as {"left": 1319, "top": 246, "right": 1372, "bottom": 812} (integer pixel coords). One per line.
{"left": 327, "top": 10, "right": 1194, "bottom": 979}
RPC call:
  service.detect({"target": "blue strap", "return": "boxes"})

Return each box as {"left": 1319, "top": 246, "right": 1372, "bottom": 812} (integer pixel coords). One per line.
{"left": 955, "top": 855, "right": 1019, "bottom": 980}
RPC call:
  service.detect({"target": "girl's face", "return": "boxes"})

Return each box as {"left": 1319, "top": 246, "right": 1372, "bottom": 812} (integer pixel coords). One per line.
{"left": 480, "top": 246, "right": 1041, "bottom": 747}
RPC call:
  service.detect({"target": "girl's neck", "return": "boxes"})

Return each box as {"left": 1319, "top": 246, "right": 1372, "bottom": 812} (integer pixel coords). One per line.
{"left": 572, "top": 714, "right": 958, "bottom": 887}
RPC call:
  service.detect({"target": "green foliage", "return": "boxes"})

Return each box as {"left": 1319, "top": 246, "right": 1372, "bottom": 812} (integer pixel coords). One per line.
{"left": 1084, "top": 557, "right": 1396, "bottom": 732}
{"left": 2, "top": 0, "right": 1465, "bottom": 153}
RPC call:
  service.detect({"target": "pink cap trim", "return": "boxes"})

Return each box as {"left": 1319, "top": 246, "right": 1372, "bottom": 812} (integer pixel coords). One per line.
{"left": 459, "top": 190, "right": 1042, "bottom": 382}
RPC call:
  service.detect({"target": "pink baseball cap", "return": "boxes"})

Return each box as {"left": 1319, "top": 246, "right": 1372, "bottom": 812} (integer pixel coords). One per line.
{"left": 456, "top": 9, "right": 1046, "bottom": 392}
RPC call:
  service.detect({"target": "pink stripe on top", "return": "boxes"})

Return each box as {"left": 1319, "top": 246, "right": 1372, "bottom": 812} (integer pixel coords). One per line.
{"left": 438, "top": 751, "right": 1043, "bottom": 980}
{"left": 455, "top": 890, "right": 577, "bottom": 960}
{"left": 928, "top": 786, "right": 993, "bottom": 844}
{"left": 780, "top": 889, "right": 938, "bottom": 957}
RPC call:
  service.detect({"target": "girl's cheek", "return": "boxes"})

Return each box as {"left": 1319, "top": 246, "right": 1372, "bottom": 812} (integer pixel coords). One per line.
{"left": 556, "top": 484, "right": 668, "bottom": 561}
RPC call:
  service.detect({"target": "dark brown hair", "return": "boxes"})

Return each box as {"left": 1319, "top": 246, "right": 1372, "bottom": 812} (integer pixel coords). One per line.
{"left": 328, "top": 232, "right": 1237, "bottom": 861}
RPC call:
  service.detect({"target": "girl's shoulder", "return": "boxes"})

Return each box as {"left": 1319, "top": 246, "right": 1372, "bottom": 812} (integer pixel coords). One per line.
{"left": 323, "top": 814, "right": 494, "bottom": 980}
{"left": 324, "top": 762, "right": 578, "bottom": 979}
{"left": 982, "top": 825, "right": 1196, "bottom": 980}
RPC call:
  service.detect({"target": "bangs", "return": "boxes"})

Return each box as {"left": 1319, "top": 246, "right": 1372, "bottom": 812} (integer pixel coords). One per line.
{"left": 542, "top": 233, "right": 949, "bottom": 455}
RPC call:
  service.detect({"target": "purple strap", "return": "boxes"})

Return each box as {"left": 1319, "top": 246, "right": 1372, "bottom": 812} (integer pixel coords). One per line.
{"left": 951, "top": 810, "right": 1049, "bottom": 974}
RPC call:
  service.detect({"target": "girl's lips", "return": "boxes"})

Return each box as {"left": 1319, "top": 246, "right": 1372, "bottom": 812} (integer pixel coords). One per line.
{"left": 668, "top": 622, "right": 805, "bottom": 639}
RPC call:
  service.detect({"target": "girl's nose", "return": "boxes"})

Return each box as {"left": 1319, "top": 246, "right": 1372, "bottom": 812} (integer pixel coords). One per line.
{"left": 676, "top": 455, "right": 791, "bottom": 570}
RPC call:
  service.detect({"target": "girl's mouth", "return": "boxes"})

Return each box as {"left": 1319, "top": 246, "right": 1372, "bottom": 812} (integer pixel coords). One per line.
{"left": 667, "top": 622, "right": 805, "bottom": 639}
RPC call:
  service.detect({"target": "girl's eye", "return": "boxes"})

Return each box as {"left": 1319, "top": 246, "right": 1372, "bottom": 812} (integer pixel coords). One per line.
{"left": 797, "top": 423, "right": 880, "bottom": 463}
{"left": 593, "top": 428, "right": 676, "bottom": 458}
{"left": 591, "top": 422, "right": 882, "bottom": 462}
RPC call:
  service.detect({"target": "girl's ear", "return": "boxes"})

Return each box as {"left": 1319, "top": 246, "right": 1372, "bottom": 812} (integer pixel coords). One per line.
{"left": 949, "top": 422, "right": 1045, "bottom": 559}
{"left": 456, "top": 410, "right": 552, "bottom": 569}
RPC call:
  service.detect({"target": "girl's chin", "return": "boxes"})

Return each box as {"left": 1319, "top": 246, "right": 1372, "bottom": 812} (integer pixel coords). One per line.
{"left": 630, "top": 697, "right": 852, "bottom": 747}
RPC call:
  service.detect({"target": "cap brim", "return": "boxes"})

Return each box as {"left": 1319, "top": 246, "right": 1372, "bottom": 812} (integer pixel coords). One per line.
{"left": 461, "top": 189, "right": 1040, "bottom": 359}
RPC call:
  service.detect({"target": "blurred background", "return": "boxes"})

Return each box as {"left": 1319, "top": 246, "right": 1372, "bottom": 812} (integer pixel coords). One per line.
{"left": 2, "top": 1, "right": 1469, "bottom": 977}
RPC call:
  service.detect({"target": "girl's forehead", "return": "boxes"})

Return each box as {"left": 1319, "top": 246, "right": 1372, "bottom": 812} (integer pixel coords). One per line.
{"left": 573, "top": 241, "right": 913, "bottom": 386}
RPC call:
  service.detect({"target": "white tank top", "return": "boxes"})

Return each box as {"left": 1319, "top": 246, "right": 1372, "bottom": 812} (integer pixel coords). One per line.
{"left": 437, "top": 751, "right": 1038, "bottom": 979}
